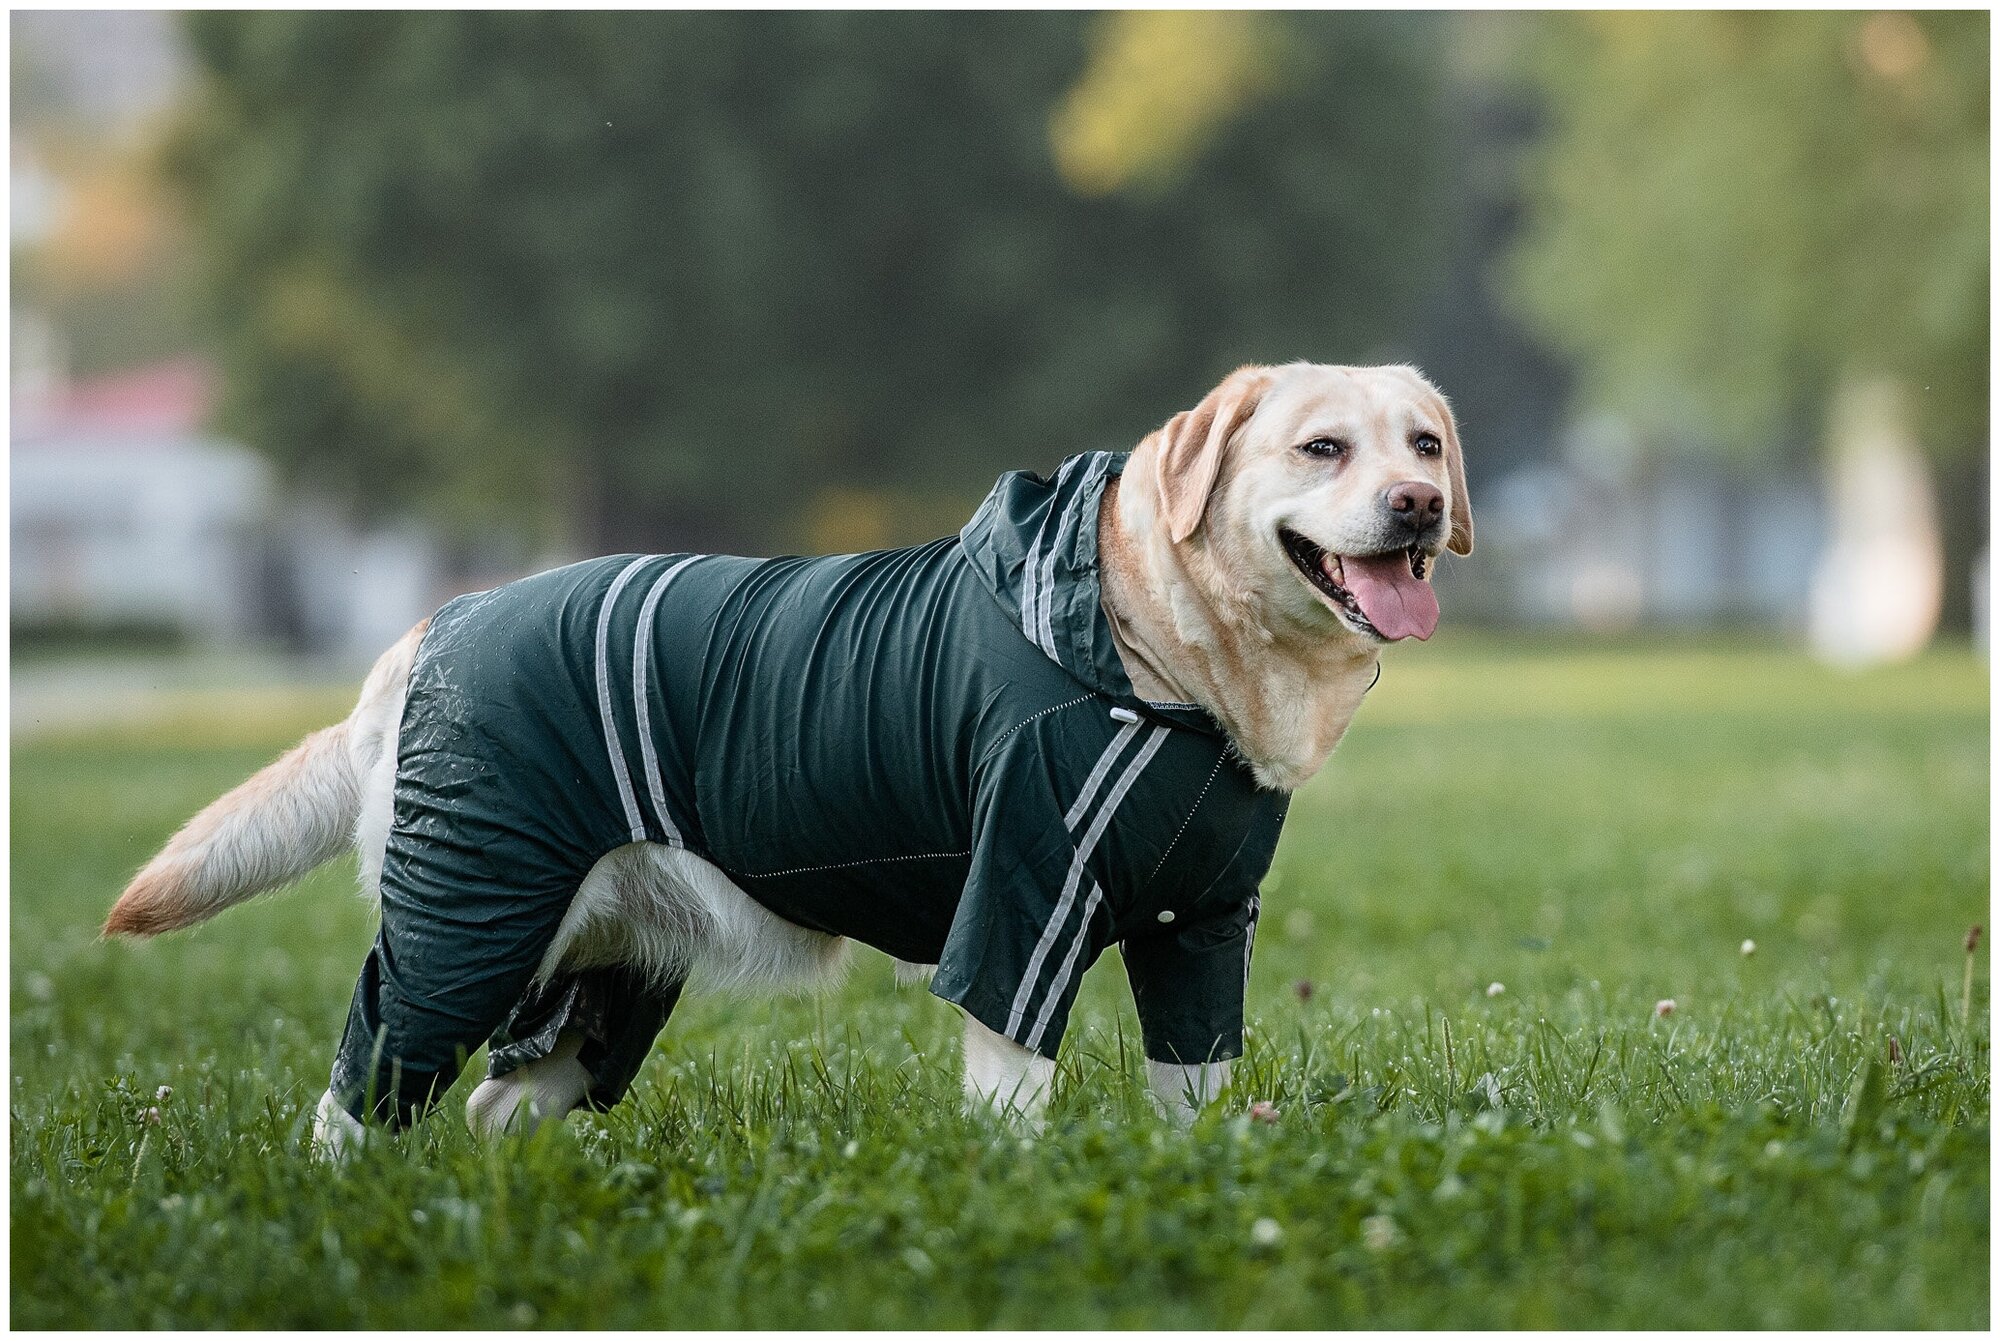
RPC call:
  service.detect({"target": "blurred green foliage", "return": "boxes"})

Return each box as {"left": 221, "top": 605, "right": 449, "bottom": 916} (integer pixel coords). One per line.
{"left": 1505, "top": 11, "right": 1988, "bottom": 458}
{"left": 168, "top": 11, "right": 1451, "bottom": 554}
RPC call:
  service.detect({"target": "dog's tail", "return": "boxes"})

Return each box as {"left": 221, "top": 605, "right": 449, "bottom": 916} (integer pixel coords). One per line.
{"left": 103, "top": 620, "right": 427, "bottom": 937}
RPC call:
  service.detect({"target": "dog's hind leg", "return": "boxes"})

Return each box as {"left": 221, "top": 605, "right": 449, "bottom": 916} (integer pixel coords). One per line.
{"left": 326, "top": 846, "right": 605, "bottom": 1131}
{"left": 458, "top": 843, "right": 853, "bottom": 1144}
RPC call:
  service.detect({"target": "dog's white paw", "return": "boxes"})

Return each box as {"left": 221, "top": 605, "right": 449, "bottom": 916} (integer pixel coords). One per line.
{"left": 310, "top": 1089, "right": 365, "bottom": 1162}
{"left": 959, "top": 1013, "right": 1053, "bottom": 1131}
{"left": 465, "top": 1032, "right": 593, "bottom": 1140}
{"left": 1145, "top": 1058, "right": 1231, "bottom": 1128}
{"left": 963, "top": 1088, "right": 1048, "bottom": 1136}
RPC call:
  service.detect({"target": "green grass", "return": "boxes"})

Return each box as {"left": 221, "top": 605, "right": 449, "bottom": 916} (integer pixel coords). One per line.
{"left": 12, "top": 640, "right": 1990, "bottom": 1327}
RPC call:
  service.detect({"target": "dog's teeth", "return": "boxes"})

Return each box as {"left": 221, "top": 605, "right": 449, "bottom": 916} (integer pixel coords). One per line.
{"left": 1320, "top": 553, "right": 1342, "bottom": 585}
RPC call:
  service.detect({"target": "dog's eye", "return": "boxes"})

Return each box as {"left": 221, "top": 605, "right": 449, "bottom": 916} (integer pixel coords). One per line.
{"left": 1412, "top": 432, "right": 1442, "bottom": 457}
{"left": 1298, "top": 437, "right": 1347, "bottom": 459}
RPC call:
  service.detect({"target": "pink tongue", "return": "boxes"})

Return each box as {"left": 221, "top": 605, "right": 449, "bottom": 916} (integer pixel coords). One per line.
{"left": 1339, "top": 553, "right": 1439, "bottom": 641}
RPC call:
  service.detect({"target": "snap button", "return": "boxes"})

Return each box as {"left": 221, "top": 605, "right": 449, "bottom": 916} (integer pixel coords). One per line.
{"left": 1157, "top": 909, "right": 1175, "bottom": 924}
{"left": 1109, "top": 706, "right": 1140, "bottom": 724}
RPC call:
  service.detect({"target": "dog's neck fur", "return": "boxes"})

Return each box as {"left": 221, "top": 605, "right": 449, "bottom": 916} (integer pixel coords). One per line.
{"left": 1097, "top": 474, "right": 1381, "bottom": 792}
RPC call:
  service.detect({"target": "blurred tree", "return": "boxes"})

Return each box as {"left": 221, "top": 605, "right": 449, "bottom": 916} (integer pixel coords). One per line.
{"left": 1049, "top": 10, "right": 1277, "bottom": 197}
{"left": 1503, "top": 12, "right": 1987, "bottom": 625}
{"left": 168, "top": 11, "right": 1451, "bottom": 555}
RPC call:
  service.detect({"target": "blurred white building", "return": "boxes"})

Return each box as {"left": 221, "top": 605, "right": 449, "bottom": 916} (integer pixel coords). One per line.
{"left": 13, "top": 360, "right": 269, "bottom": 642}
{"left": 11, "top": 356, "right": 440, "bottom": 658}
{"left": 1465, "top": 418, "right": 1826, "bottom": 635}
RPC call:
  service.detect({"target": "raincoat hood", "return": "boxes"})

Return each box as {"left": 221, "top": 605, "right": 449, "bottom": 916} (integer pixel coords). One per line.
{"left": 959, "top": 451, "right": 1222, "bottom": 738}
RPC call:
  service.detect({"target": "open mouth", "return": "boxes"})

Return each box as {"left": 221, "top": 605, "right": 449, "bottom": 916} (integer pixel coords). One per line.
{"left": 1279, "top": 527, "right": 1439, "bottom": 642}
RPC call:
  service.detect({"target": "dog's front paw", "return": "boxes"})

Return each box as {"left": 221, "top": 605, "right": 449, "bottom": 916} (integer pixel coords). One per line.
{"left": 959, "top": 1014, "right": 1054, "bottom": 1130}
{"left": 1145, "top": 1058, "right": 1232, "bottom": 1127}
{"left": 961, "top": 1083, "right": 1049, "bottom": 1136}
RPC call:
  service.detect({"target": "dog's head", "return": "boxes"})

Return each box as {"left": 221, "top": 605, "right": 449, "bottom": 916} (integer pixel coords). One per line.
{"left": 1145, "top": 362, "right": 1472, "bottom": 645}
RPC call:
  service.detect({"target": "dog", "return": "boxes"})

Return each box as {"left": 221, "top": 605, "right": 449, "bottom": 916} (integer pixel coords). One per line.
{"left": 104, "top": 362, "right": 1471, "bottom": 1152}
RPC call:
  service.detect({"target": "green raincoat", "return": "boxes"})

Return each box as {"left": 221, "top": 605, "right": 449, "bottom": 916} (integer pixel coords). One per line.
{"left": 331, "top": 451, "right": 1289, "bottom": 1125}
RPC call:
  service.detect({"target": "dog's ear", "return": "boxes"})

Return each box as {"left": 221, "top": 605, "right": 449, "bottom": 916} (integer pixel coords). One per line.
{"left": 1153, "top": 366, "right": 1272, "bottom": 545}
{"left": 1440, "top": 398, "right": 1473, "bottom": 557}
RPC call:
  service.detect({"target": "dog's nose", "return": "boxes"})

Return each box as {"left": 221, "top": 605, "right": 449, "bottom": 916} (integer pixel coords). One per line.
{"left": 1384, "top": 481, "right": 1445, "bottom": 530}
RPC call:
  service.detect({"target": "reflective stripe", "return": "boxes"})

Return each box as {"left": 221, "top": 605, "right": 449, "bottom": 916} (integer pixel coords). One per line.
{"left": 631, "top": 556, "right": 703, "bottom": 845}
{"left": 1003, "top": 864, "right": 1086, "bottom": 1042}
{"left": 1007, "top": 720, "right": 1142, "bottom": 1037}
{"left": 1019, "top": 454, "right": 1088, "bottom": 656}
{"left": 1031, "top": 487, "right": 1072, "bottom": 659}
{"left": 1025, "top": 882, "right": 1104, "bottom": 1051}
{"left": 594, "top": 557, "right": 654, "bottom": 842}
{"left": 1005, "top": 722, "right": 1170, "bottom": 1042}
{"left": 1035, "top": 453, "right": 1109, "bottom": 660}
{"left": 1243, "top": 893, "right": 1261, "bottom": 993}
{"left": 1063, "top": 716, "right": 1141, "bottom": 830}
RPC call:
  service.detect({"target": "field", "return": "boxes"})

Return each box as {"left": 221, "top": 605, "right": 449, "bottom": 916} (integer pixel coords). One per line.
{"left": 11, "top": 640, "right": 1989, "bottom": 1328}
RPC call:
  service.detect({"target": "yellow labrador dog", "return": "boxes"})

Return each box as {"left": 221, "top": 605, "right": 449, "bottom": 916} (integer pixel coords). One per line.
{"left": 106, "top": 361, "right": 1469, "bottom": 1151}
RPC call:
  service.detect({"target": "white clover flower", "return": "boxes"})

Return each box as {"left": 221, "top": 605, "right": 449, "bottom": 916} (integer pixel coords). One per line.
{"left": 1361, "top": 1214, "right": 1401, "bottom": 1252}
{"left": 1740, "top": 939, "right": 1757, "bottom": 957}
{"left": 1486, "top": 982, "right": 1505, "bottom": 998}
{"left": 1250, "top": 1217, "right": 1283, "bottom": 1247}
{"left": 1654, "top": 998, "right": 1676, "bottom": 1018}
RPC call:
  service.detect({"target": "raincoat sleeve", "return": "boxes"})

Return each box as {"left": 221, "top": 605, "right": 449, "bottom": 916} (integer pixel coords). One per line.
{"left": 928, "top": 710, "right": 1127, "bottom": 1060}
{"left": 1119, "top": 889, "right": 1259, "bottom": 1065}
